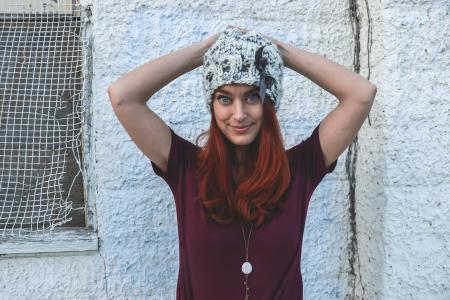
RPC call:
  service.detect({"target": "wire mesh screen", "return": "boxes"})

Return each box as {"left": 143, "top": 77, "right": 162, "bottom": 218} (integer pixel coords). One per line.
{"left": 0, "top": 1, "right": 87, "bottom": 236}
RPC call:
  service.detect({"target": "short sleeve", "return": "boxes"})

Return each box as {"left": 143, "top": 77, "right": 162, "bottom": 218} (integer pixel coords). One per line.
{"left": 287, "top": 122, "right": 337, "bottom": 185}
{"left": 150, "top": 127, "right": 198, "bottom": 191}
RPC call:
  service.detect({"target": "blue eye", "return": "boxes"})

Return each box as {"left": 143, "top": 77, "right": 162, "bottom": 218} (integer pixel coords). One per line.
{"left": 217, "top": 95, "right": 231, "bottom": 104}
{"left": 247, "top": 93, "right": 261, "bottom": 102}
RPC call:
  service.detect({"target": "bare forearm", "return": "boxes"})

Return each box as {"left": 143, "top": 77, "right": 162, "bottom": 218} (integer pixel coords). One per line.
{"left": 277, "top": 41, "right": 376, "bottom": 103}
{"left": 109, "top": 40, "right": 210, "bottom": 105}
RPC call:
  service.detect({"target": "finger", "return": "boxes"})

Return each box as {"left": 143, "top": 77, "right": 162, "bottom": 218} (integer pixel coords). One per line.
{"left": 227, "top": 25, "right": 248, "bottom": 33}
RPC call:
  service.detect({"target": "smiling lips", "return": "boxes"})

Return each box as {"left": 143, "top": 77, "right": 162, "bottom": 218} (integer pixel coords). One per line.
{"left": 231, "top": 124, "right": 252, "bottom": 133}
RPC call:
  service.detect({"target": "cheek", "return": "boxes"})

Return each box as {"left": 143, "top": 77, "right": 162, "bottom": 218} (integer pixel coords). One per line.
{"left": 215, "top": 117, "right": 224, "bottom": 127}
{"left": 254, "top": 108, "right": 264, "bottom": 122}
{"left": 213, "top": 113, "right": 228, "bottom": 129}
{"left": 213, "top": 111, "right": 224, "bottom": 121}
{"left": 213, "top": 108, "right": 229, "bottom": 122}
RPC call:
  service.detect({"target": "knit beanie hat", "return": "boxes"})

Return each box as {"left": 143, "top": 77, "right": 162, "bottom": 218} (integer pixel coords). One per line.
{"left": 202, "top": 27, "right": 284, "bottom": 112}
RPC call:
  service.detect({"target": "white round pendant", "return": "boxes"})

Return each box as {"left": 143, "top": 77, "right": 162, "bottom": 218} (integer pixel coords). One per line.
{"left": 242, "top": 261, "right": 252, "bottom": 274}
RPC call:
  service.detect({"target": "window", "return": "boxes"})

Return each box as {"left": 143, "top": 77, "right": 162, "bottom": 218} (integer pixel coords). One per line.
{"left": 0, "top": 0, "right": 97, "bottom": 255}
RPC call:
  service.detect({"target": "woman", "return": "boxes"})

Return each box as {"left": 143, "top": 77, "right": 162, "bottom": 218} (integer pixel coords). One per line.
{"left": 108, "top": 26, "right": 376, "bottom": 300}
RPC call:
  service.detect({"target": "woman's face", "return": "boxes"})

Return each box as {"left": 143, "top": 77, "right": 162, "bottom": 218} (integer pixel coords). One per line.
{"left": 212, "top": 84, "right": 263, "bottom": 147}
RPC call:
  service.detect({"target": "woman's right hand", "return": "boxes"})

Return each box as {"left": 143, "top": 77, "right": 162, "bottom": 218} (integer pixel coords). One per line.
{"left": 201, "top": 25, "right": 244, "bottom": 50}
{"left": 202, "top": 25, "right": 283, "bottom": 51}
{"left": 201, "top": 31, "right": 221, "bottom": 51}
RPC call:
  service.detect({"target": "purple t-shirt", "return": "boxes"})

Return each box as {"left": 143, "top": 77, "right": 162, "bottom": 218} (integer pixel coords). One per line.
{"left": 150, "top": 123, "right": 337, "bottom": 300}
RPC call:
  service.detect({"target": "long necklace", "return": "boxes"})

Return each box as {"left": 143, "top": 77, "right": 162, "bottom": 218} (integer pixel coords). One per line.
{"left": 240, "top": 220, "right": 253, "bottom": 300}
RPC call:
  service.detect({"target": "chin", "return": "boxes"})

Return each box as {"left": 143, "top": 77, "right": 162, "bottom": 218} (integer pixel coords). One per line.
{"left": 230, "top": 139, "right": 252, "bottom": 146}
{"left": 228, "top": 135, "right": 258, "bottom": 146}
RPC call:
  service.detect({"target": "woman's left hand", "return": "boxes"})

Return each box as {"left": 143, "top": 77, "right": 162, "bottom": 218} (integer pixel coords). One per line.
{"left": 226, "top": 25, "right": 284, "bottom": 56}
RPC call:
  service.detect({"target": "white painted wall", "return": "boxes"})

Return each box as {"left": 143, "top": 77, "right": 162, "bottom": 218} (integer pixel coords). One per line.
{"left": 355, "top": 1, "right": 450, "bottom": 299}
{"left": 0, "top": 0, "right": 448, "bottom": 299}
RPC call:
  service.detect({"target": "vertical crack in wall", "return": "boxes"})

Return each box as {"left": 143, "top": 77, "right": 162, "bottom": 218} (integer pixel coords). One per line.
{"left": 346, "top": 0, "right": 373, "bottom": 298}
{"left": 364, "top": 0, "right": 373, "bottom": 126}
{"left": 100, "top": 244, "right": 112, "bottom": 300}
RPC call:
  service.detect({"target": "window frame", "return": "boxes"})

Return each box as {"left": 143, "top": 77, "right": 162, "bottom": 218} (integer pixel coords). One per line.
{"left": 0, "top": 1, "right": 98, "bottom": 256}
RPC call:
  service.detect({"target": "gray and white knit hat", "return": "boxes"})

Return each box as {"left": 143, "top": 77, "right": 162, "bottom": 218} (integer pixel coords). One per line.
{"left": 202, "top": 27, "right": 284, "bottom": 112}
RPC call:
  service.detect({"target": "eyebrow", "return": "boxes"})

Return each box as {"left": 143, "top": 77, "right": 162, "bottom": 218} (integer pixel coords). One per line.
{"left": 216, "top": 87, "right": 259, "bottom": 95}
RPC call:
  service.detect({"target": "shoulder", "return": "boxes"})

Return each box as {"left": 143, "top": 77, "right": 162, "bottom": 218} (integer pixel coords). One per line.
{"left": 168, "top": 128, "right": 203, "bottom": 170}
{"left": 285, "top": 123, "right": 337, "bottom": 179}
{"left": 286, "top": 125, "right": 320, "bottom": 163}
{"left": 170, "top": 128, "right": 202, "bottom": 153}
{"left": 151, "top": 128, "right": 201, "bottom": 180}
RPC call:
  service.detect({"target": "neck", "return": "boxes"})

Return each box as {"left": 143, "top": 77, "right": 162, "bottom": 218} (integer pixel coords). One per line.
{"left": 234, "top": 147, "right": 248, "bottom": 165}
{"left": 231, "top": 146, "right": 253, "bottom": 183}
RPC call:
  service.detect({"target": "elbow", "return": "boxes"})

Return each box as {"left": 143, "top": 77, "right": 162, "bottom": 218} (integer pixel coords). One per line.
{"left": 340, "top": 82, "right": 377, "bottom": 105}
{"left": 362, "top": 83, "right": 377, "bottom": 104}
{"left": 107, "top": 82, "right": 150, "bottom": 106}
{"left": 107, "top": 83, "right": 124, "bottom": 106}
{"left": 369, "top": 83, "right": 377, "bottom": 96}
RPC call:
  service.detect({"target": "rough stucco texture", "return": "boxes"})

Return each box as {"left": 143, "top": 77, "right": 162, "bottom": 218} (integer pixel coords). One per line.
{"left": 354, "top": 1, "right": 450, "bottom": 299}
{"left": 1, "top": 0, "right": 449, "bottom": 299}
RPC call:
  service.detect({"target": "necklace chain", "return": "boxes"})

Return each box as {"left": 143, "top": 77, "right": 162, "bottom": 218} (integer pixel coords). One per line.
{"left": 240, "top": 220, "right": 253, "bottom": 300}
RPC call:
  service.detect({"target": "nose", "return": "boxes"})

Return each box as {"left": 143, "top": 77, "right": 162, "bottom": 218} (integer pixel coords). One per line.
{"left": 232, "top": 100, "right": 247, "bottom": 122}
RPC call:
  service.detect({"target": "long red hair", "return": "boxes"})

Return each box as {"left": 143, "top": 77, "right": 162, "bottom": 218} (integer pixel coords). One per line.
{"left": 195, "top": 98, "right": 291, "bottom": 228}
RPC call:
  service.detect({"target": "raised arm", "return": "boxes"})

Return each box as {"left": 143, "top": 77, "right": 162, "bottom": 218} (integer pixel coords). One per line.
{"left": 107, "top": 32, "right": 219, "bottom": 172}
{"left": 276, "top": 39, "right": 377, "bottom": 169}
